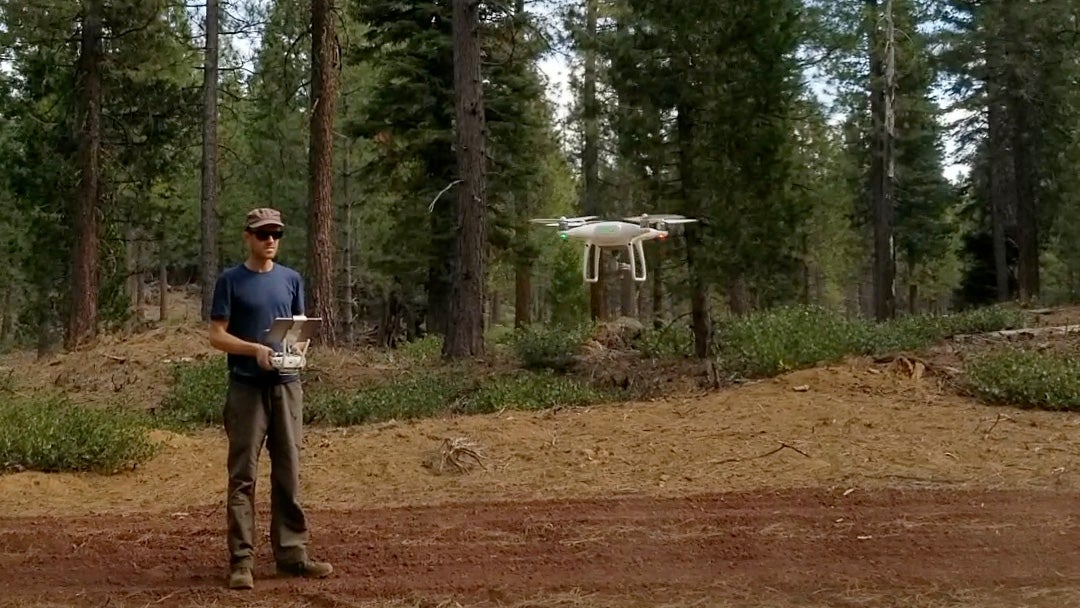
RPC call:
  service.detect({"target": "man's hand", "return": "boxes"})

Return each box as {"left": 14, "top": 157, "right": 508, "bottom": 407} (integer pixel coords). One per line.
{"left": 209, "top": 320, "right": 276, "bottom": 370}
{"left": 253, "top": 344, "right": 275, "bottom": 370}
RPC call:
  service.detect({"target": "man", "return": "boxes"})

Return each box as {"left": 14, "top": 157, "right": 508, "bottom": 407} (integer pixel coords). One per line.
{"left": 208, "top": 207, "right": 333, "bottom": 590}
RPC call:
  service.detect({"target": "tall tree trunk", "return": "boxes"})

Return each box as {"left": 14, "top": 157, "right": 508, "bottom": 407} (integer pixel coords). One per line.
{"left": 309, "top": 0, "right": 340, "bottom": 344}
{"left": 869, "top": 0, "right": 896, "bottom": 321}
{"left": 651, "top": 242, "right": 667, "bottom": 326}
{"left": 988, "top": 97, "right": 1012, "bottom": 302}
{"left": 66, "top": 0, "right": 103, "bottom": 350}
{"left": 200, "top": 0, "right": 219, "bottom": 322}
{"left": 342, "top": 101, "right": 355, "bottom": 344}
{"left": 489, "top": 286, "right": 501, "bottom": 326}
{"left": 582, "top": 0, "right": 605, "bottom": 321}
{"left": 0, "top": 288, "right": 13, "bottom": 345}
{"left": 676, "top": 102, "right": 711, "bottom": 358}
{"left": 514, "top": 256, "right": 531, "bottom": 329}
{"left": 728, "top": 275, "right": 750, "bottom": 315}
{"left": 619, "top": 269, "right": 637, "bottom": 318}
{"left": 159, "top": 260, "right": 168, "bottom": 323}
{"left": 1009, "top": 98, "right": 1039, "bottom": 302}
{"left": 443, "top": 0, "right": 488, "bottom": 359}
{"left": 125, "top": 223, "right": 140, "bottom": 314}
{"left": 427, "top": 204, "right": 454, "bottom": 336}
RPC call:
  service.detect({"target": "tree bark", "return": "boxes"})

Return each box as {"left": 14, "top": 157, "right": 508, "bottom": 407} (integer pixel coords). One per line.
{"left": 159, "top": 261, "right": 168, "bottom": 323}
{"left": 66, "top": 0, "right": 104, "bottom": 350}
{"left": 988, "top": 96, "right": 1012, "bottom": 302}
{"left": 443, "top": 0, "right": 488, "bottom": 359}
{"left": 309, "top": 0, "right": 340, "bottom": 344}
{"left": 200, "top": 0, "right": 219, "bottom": 322}
{"left": 514, "top": 258, "right": 531, "bottom": 329}
{"left": 582, "top": 0, "right": 605, "bottom": 321}
{"left": 676, "top": 102, "right": 711, "bottom": 359}
{"left": 869, "top": 0, "right": 897, "bottom": 321}
{"left": 1009, "top": 97, "right": 1039, "bottom": 302}
{"left": 342, "top": 100, "right": 355, "bottom": 344}
{"left": 619, "top": 269, "right": 637, "bottom": 318}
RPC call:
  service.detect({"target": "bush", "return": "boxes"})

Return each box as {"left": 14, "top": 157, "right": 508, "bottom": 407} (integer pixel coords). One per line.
{"left": 0, "top": 397, "right": 158, "bottom": 473}
{"left": 716, "top": 305, "right": 873, "bottom": 377}
{"left": 395, "top": 334, "right": 443, "bottom": 363}
{"left": 715, "top": 304, "right": 1028, "bottom": 379}
{"left": 511, "top": 323, "right": 592, "bottom": 372}
{"left": 307, "top": 372, "right": 474, "bottom": 426}
{"left": 157, "top": 356, "right": 229, "bottom": 429}
{"left": 965, "top": 349, "right": 1080, "bottom": 410}
{"left": 306, "top": 369, "right": 615, "bottom": 426}
{"left": 463, "top": 371, "right": 614, "bottom": 415}
{"left": 872, "top": 305, "right": 1027, "bottom": 353}
{"left": 634, "top": 323, "right": 695, "bottom": 359}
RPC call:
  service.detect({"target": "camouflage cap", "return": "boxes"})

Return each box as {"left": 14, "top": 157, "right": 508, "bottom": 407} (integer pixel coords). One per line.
{"left": 245, "top": 208, "right": 284, "bottom": 230}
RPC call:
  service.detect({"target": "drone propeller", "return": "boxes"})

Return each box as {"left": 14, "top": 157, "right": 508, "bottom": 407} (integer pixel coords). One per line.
{"left": 625, "top": 213, "right": 698, "bottom": 228}
{"left": 529, "top": 215, "right": 597, "bottom": 228}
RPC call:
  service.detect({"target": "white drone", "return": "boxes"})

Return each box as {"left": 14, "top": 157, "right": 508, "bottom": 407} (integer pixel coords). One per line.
{"left": 529, "top": 213, "right": 698, "bottom": 282}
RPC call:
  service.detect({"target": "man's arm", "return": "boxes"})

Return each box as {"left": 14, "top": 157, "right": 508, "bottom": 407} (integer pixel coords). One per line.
{"left": 208, "top": 272, "right": 274, "bottom": 370}
{"left": 209, "top": 320, "right": 275, "bottom": 370}
{"left": 209, "top": 319, "right": 261, "bottom": 356}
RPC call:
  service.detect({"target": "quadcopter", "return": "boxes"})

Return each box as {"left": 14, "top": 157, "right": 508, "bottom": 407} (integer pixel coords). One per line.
{"left": 529, "top": 213, "right": 698, "bottom": 282}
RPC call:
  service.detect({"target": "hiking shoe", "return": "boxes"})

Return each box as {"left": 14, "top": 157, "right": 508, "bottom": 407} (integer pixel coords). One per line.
{"left": 277, "top": 559, "right": 334, "bottom": 579}
{"left": 228, "top": 566, "right": 254, "bottom": 590}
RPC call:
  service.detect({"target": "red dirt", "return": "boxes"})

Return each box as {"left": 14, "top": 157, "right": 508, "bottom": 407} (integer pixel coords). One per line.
{"left": 1, "top": 488, "right": 1077, "bottom": 607}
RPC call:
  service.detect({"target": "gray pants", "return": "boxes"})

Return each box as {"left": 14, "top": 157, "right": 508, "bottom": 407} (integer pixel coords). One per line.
{"left": 223, "top": 378, "right": 308, "bottom": 567}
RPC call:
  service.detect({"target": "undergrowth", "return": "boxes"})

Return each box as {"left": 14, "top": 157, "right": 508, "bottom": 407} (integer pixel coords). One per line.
{"left": 715, "top": 304, "right": 1026, "bottom": 378}
{"left": 965, "top": 349, "right": 1080, "bottom": 410}
{"left": 0, "top": 396, "right": 158, "bottom": 473}
{"left": 156, "top": 356, "right": 616, "bottom": 429}
{"left": 142, "top": 303, "right": 1036, "bottom": 432}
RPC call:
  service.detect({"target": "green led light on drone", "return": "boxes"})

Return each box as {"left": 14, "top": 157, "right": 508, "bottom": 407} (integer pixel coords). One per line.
{"left": 560, "top": 233, "right": 568, "bottom": 240}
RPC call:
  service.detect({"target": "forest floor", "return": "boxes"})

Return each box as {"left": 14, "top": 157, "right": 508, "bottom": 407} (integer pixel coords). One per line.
{"left": 0, "top": 293, "right": 1079, "bottom": 608}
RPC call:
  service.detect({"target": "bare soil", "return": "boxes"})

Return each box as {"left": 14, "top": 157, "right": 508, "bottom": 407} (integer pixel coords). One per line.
{"left": 1, "top": 300, "right": 1079, "bottom": 607}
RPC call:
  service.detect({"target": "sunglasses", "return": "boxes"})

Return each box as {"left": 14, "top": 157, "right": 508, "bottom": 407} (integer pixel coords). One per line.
{"left": 248, "top": 229, "right": 284, "bottom": 241}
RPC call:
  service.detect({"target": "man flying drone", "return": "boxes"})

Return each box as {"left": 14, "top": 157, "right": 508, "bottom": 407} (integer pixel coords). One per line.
{"left": 208, "top": 207, "right": 332, "bottom": 590}
{"left": 529, "top": 213, "right": 697, "bottom": 282}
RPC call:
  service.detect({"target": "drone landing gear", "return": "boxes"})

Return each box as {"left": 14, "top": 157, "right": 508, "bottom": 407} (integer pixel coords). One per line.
{"left": 583, "top": 243, "right": 601, "bottom": 283}
{"left": 626, "top": 239, "right": 647, "bottom": 282}
{"left": 583, "top": 241, "right": 649, "bottom": 283}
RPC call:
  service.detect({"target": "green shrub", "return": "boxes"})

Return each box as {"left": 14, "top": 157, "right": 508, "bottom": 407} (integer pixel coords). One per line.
{"left": 307, "top": 372, "right": 473, "bottom": 426}
{"left": 635, "top": 323, "right": 695, "bottom": 359}
{"left": 463, "top": 371, "right": 614, "bottom": 414}
{"left": 511, "top": 323, "right": 592, "bottom": 372}
{"left": 395, "top": 334, "right": 443, "bottom": 363}
{"left": 156, "top": 356, "right": 229, "bottom": 429}
{"left": 715, "top": 304, "right": 1027, "bottom": 379}
{"left": 715, "top": 305, "right": 873, "bottom": 377}
{"left": 306, "top": 369, "right": 616, "bottom": 426}
{"left": 872, "top": 305, "right": 1027, "bottom": 353}
{"left": 0, "top": 397, "right": 158, "bottom": 473}
{"left": 965, "top": 349, "right": 1080, "bottom": 410}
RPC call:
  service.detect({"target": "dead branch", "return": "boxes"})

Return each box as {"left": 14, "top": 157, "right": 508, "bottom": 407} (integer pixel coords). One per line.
{"left": 709, "top": 442, "right": 811, "bottom": 465}
{"left": 982, "top": 413, "right": 1014, "bottom": 439}
{"left": 953, "top": 325, "right": 1080, "bottom": 341}
{"left": 425, "top": 437, "right": 487, "bottom": 475}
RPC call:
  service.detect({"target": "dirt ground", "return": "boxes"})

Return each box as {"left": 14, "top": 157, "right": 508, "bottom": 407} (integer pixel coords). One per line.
{"left": 1, "top": 300, "right": 1079, "bottom": 607}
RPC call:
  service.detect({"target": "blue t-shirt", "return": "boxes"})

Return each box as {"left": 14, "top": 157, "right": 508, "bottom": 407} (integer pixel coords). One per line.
{"left": 210, "top": 262, "right": 305, "bottom": 385}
